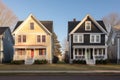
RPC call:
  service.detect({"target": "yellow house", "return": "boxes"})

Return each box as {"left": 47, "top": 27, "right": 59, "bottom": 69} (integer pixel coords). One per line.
{"left": 12, "top": 14, "right": 53, "bottom": 64}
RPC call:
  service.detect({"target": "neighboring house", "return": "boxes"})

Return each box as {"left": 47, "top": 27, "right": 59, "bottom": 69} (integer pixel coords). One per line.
{"left": 107, "top": 26, "right": 120, "bottom": 64}
{"left": 68, "top": 14, "right": 108, "bottom": 64}
{"left": 12, "top": 14, "right": 53, "bottom": 64}
{"left": 0, "top": 27, "right": 14, "bottom": 63}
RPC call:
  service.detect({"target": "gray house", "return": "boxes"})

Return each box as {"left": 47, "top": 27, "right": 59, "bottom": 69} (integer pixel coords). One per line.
{"left": 107, "top": 27, "right": 120, "bottom": 63}
{"left": 0, "top": 27, "right": 14, "bottom": 63}
{"left": 68, "top": 14, "right": 108, "bottom": 64}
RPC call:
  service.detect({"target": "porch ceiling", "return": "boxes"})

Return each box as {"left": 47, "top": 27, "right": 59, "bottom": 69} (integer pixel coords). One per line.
{"left": 14, "top": 45, "right": 46, "bottom": 49}
{"left": 73, "top": 45, "right": 107, "bottom": 48}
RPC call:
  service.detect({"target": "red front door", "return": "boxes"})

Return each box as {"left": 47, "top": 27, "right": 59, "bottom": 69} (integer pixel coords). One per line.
{"left": 31, "top": 49, "right": 34, "bottom": 58}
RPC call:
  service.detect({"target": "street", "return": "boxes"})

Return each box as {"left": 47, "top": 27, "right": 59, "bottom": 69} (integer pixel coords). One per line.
{"left": 0, "top": 74, "right": 120, "bottom": 80}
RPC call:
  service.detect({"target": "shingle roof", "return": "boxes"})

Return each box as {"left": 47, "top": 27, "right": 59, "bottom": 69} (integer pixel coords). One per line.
{"left": 0, "top": 27, "right": 9, "bottom": 35}
{"left": 68, "top": 20, "right": 107, "bottom": 34}
{"left": 97, "top": 20, "right": 107, "bottom": 31}
{"left": 13, "top": 21, "right": 53, "bottom": 33}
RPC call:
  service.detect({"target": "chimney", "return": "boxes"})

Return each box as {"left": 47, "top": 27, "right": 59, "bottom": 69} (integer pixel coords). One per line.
{"left": 73, "top": 18, "right": 76, "bottom": 22}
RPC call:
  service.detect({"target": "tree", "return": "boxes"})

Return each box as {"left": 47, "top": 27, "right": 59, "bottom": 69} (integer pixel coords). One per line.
{"left": 103, "top": 13, "right": 120, "bottom": 32}
{"left": 53, "top": 32, "right": 61, "bottom": 57}
{"left": 0, "top": 0, "right": 18, "bottom": 30}
{"left": 61, "top": 37, "right": 68, "bottom": 54}
{"left": 103, "top": 13, "right": 120, "bottom": 64}
{"left": 61, "top": 37, "right": 69, "bottom": 63}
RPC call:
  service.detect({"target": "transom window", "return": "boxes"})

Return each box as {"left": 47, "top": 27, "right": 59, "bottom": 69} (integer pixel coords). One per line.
{"left": 90, "top": 34, "right": 100, "bottom": 43}
{"left": 73, "top": 34, "right": 84, "bottom": 43}
{"left": 30, "top": 22, "right": 34, "bottom": 30}
{"left": 85, "top": 21, "right": 91, "bottom": 31}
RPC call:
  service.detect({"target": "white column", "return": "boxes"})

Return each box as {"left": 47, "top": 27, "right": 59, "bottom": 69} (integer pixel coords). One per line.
{"left": 105, "top": 48, "right": 107, "bottom": 59}
{"left": 85, "top": 48, "right": 87, "bottom": 60}
{"left": 117, "top": 38, "right": 120, "bottom": 63}
{"left": 93, "top": 48, "right": 95, "bottom": 60}
{"left": 73, "top": 48, "right": 75, "bottom": 59}
{"left": 15, "top": 49, "right": 17, "bottom": 60}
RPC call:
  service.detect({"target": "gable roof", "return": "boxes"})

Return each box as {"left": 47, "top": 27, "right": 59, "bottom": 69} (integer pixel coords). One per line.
{"left": 0, "top": 27, "right": 9, "bottom": 35}
{"left": 13, "top": 21, "right": 53, "bottom": 33}
{"left": 69, "top": 14, "right": 107, "bottom": 34}
{"left": 13, "top": 14, "right": 53, "bottom": 34}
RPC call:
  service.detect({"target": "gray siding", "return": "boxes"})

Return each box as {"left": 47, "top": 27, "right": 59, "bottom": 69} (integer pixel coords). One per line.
{"left": 2, "top": 29, "right": 14, "bottom": 62}
{"left": 75, "top": 18, "right": 102, "bottom": 33}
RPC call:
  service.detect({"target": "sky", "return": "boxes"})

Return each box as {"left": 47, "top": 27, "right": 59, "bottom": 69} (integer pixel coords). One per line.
{"left": 2, "top": 0, "right": 120, "bottom": 45}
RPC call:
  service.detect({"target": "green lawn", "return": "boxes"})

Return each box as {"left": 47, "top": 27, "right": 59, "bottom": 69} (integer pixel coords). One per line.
{"left": 0, "top": 64, "right": 120, "bottom": 71}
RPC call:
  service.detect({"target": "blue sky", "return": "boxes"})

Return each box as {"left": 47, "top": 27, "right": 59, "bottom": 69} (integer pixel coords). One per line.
{"left": 2, "top": 0, "right": 120, "bottom": 45}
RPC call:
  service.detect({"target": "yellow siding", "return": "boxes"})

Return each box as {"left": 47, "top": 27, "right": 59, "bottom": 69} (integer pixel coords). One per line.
{"left": 13, "top": 15, "right": 52, "bottom": 63}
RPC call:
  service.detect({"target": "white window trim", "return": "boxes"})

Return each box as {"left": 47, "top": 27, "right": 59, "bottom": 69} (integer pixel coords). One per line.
{"left": 85, "top": 21, "right": 91, "bottom": 31}
{"left": 73, "top": 34, "right": 84, "bottom": 43}
{"left": 90, "top": 34, "right": 101, "bottom": 43}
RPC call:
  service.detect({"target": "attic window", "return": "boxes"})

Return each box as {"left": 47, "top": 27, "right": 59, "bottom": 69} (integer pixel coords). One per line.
{"left": 85, "top": 21, "right": 91, "bottom": 31}
{"left": 30, "top": 22, "right": 34, "bottom": 30}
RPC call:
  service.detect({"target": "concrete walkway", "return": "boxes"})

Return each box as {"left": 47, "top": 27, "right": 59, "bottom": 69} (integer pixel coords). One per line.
{"left": 0, "top": 70, "right": 120, "bottom": 74}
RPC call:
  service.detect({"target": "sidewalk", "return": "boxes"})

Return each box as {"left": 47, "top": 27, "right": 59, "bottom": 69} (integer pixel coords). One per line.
{"left": 0, "top": 70, "right": 120, "bottom": 74}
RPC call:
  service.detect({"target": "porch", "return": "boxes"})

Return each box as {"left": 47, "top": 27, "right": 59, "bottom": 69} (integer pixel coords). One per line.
{"left": 72, "top": 46, "right": 107, "bottom": 64}
{"left": 13, "top": 45, "right": 47, "bottom": 64}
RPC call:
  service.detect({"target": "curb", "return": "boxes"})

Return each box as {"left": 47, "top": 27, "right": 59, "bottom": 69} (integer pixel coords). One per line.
{"left": 0, "top": 70, "right": 120, "bottom": 74}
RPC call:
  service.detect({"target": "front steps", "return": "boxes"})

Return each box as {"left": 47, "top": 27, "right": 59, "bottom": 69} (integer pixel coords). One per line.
{"left": 25, "top": 59, "right": 34, "bottom": 65}
{"left": 86, "top": 60, "right": 95, "bottom": 65}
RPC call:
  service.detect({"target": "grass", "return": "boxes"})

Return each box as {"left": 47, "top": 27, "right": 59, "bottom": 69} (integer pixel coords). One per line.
{"left": 0, "top": 64, "right": 120, "bottom": 71}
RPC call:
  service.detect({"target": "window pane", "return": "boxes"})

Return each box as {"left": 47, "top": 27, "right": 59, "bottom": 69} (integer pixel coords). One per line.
{"left": 85, "top": 21, "right": 91, "bottom": 30}
{"left": 79, "top": 49, "right": 82, "bottom": 55}
{"left": 23, "top": 35, "right": 26, "bottom": 42}
{"left": 79, "top": 35, "right": 82, "bottom": 42}
{"left": 74, "top": 35, "right": 78, "bottom": 42}
{"left": 42, "top": 35, "right": 46, "bottom": 42}
{"left": 96, "top": 35, "right": 100, "bottom": 42}
{"left": 30, "top": 22, "right": 34, "bottom": 30}
{"left": 75, "top": 49, "right": 77, "bottom": 55}
{"left": 37, "top": 35, "right": 41, "bottom": 42}
{"left": 91, "top": 35, "right": 94, "bottom": 42}
{"left": 18, "top": 35, "right": 21, "bottom": 43}
{"left": 39, "top": 49, "right": 46, "bottom": 55}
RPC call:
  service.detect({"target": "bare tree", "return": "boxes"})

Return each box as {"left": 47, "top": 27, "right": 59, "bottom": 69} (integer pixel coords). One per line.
{"left": 61, "top": 37, "right": 68, "bottom": 53}
{"left": 103, "top": 13, "right": 120, "bottom": 32}
{"left": 0, "top": 0, "right": 18, "bottom": 30}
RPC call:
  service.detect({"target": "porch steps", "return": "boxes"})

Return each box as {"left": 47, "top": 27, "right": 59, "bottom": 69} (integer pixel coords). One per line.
{"left": 86, "top": 60, "right": 95, "bottom": 65}
{"left": 25, "top": 59, "right": 34, "bottom": 65}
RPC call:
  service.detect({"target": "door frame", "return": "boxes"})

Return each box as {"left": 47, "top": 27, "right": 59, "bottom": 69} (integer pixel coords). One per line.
{"left": 87, "top": 48, "right": 93, "bottom": 60}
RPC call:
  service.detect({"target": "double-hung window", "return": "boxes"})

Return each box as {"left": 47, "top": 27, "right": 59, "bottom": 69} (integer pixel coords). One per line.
{"left": 30, "top": 22, "right": 34, "bottom": 30}
{"left": 90, "top": 34, "right": 100, "bottom": 43}
{"left": 37, "top": 35, "right": 41, "bottom": 43}
{"left": 18, "top": 35, "right": 26, "bottom": 43}
{"left": 85, "top": 21, "right": 91, "bottom": 31}
{"left": 73, "top": 34, "right": 83, "bottom": 43}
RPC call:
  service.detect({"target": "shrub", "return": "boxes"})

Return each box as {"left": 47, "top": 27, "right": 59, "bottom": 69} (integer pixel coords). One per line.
{"left": 52, "top": 56, "right": 59, "bottom": 63}
{"left": 11, "top": 60, "right": 24, "bottom": 65}
{"left": 96, "top": 59, "right": 108, "bottom": 64}
{"left": 64, "top": 52, "right": 69, "bottom": 63}
{"left": 34, "top": 59, "right": 48, "bottom": 64}
{"left": 72, "top": 60, "right": 86, "bottom": 64}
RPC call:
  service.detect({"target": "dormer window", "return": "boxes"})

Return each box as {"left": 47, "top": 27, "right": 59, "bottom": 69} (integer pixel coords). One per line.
{"left": 85, "top": 21, "right": 91, "bottom": 31}
{"left": 30, "top": 22, "right": 34, "bottom": 30}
